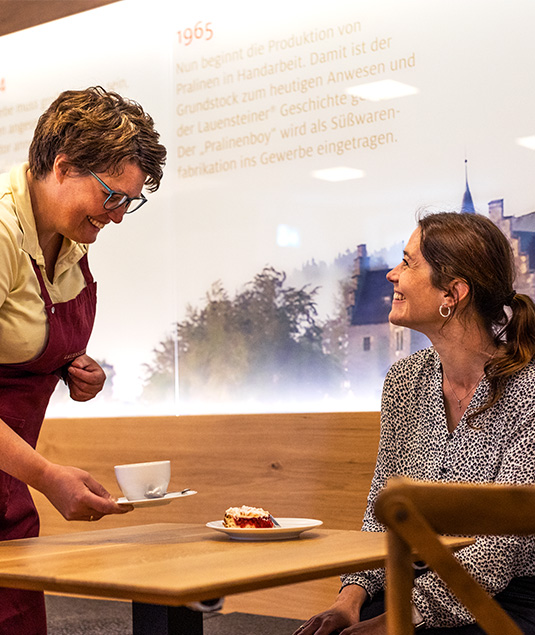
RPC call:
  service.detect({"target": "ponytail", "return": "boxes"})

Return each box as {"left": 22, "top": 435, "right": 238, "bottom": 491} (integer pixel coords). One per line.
{"left": 469, "top": 293, "right": 535, "bottom": 423}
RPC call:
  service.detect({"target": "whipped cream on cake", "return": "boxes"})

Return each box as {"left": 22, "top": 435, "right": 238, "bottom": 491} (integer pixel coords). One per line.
{"left": 223, "top": 505, "right": 274, "bottom": 528}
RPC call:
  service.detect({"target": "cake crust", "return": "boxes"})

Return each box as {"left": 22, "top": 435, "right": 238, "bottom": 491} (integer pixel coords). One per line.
{"left": 223, "top": 505, "right": 275, "bottom": 528}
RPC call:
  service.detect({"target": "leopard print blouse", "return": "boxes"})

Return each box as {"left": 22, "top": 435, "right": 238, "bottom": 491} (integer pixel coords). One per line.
{"left": 341, "top": 347, "right": 535, "bottom": 628}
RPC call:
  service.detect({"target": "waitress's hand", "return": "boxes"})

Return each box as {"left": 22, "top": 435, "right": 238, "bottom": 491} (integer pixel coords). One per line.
{"left": 66, "top": 354, "right": 106, "bottom": 402}
{"left": 38, "top": 462, "right": 133, "bottom": 521}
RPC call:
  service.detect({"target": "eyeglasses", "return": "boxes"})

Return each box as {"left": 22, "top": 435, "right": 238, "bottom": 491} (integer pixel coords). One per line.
{"left": 88, "top": 170, "right": 147, "bottom": 214}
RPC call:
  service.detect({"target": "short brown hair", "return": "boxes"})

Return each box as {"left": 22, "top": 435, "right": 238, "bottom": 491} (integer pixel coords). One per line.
{"left": 29, "top": 86, "right": 166, "bottom": 192}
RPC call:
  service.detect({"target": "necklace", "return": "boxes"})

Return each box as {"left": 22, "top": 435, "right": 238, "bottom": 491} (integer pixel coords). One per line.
{"left": 443, "top": 370, "right": 485, "bottom": 410}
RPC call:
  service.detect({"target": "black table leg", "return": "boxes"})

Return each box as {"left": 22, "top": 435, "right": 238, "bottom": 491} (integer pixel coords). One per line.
{"left": 132, "top": 602, "right": 203, "bottom": 635}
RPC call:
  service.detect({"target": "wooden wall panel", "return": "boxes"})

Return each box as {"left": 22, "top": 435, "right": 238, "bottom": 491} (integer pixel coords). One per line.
{"left": 33, "top": 412, "right": 380, "bottom": 619}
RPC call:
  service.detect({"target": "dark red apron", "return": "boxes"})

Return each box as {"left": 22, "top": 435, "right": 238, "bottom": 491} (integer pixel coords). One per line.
{"left": 0, "top": 254, "right": 96, "bottom": 634}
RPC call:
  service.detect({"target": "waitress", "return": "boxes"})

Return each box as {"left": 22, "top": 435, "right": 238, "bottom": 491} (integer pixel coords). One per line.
{"left": 0, "top": 86, "right": 167, "bottom": 634}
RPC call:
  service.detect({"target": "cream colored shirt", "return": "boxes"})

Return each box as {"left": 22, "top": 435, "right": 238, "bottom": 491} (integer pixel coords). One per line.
{"left": 0, "top": 163, "right": 88, "bottom": 363}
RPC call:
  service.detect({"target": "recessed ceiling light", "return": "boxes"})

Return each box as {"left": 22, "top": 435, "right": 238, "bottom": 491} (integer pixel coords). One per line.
{"left": 312, "top": 167, "right": 365, "bottom": 182}
{"left": 276, "top": 224, "right": 300, "bottom": 247}
{"left": 517, "top": 135, "right": 535, "bottom": 150}
{"left": 346, "top": 79, "right": 419, "bottom": 102}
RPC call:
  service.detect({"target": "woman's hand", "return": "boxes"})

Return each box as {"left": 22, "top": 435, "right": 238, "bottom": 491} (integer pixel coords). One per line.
{"left": 295, "top": 612, "right": 387, "bottom": 635}
{"left": 293, "top": 586, "right": 368, "bottom": 635}
{"left": 36, "top": 462, "right": 133, "bottom": 521}
{"left": 66, "top": 354, "right": 106, "bottom": 402}
{"left": 294, "top": 606, "right": 353, "bottom": 635}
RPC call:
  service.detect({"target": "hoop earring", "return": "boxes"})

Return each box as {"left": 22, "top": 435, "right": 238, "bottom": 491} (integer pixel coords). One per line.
{"left": 439, "top": 304, "right": 451, "bottom": 318}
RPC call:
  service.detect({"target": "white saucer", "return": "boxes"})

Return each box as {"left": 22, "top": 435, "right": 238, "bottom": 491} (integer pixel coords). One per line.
{"left": 117, "top": 490, "right": 197, "bottom": 508}
{"left": 206, "top": 518, "right": 323, "bottom": 541}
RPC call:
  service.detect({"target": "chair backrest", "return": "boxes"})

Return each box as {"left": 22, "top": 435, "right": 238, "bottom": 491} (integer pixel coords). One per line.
{"left": 375, "top": 477, "right": 535, "bottom": 635}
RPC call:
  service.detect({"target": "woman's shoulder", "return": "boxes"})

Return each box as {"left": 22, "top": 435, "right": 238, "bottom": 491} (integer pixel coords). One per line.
{"left": 0, "top": 194, "right": 23, "bottom": 247}
{"left": 387, "top": 346, "right": 437, "bottom": 377}
{"left": 383, "top": 347, "right": 439, "bottom": 396}
{"left": 495, "top": 358, "right": 535, "bottom": 418}
{"left": 0, "top": 170, "right": 10, "bottom": 194}
{"left": 507, "top": 357, "right": 535, "bottom": 388}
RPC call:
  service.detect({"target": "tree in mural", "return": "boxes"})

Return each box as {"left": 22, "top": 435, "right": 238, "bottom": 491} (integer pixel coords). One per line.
{"left": 320, "top": 278, "right": 353, "bottom": 377}
{"left": 142, "top": 267, "right": 344, "bottom": 405}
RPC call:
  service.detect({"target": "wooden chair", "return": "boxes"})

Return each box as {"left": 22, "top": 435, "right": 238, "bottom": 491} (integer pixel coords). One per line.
{"left": 375, "top": 477, "right": 535, "bottom": 635}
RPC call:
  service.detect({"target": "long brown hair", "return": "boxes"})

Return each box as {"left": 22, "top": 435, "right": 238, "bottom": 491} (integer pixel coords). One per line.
{"left": 419, "top": 211, "right": 535, "bottom": 420}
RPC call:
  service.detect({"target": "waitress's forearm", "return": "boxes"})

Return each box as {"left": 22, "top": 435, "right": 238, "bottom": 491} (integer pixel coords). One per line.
{"left": 0, "top": 418, "right": 51, "bottom": 489}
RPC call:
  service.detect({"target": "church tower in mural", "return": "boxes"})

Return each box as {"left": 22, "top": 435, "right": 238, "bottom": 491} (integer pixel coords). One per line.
{"left": 344, "top": 170, "right": 535, "bottom": 404}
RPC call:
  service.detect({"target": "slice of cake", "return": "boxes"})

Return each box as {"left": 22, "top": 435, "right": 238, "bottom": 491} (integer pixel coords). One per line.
{"left": 223, "top": 505, "right": 274, "bottom": 528}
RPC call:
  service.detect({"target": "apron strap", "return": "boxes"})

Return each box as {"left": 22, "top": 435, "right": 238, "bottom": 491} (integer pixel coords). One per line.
{"left": 77, "top": 253, "right": 94, "bottom": 285}
{"left": 30, "top": 253, "right": 94, "bottom": 308}
{"left": 30, "top": 259, "right": 53, "bottom": 308}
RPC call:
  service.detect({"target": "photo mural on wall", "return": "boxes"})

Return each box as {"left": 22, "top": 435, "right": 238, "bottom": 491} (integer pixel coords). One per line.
{"left": 0, "top": 0, "right": 534, "bottom": 416}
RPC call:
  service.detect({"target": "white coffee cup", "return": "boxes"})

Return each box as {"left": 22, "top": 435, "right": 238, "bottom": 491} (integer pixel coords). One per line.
{"left": 114, "top": 460, "right": 171, "bottom": 501}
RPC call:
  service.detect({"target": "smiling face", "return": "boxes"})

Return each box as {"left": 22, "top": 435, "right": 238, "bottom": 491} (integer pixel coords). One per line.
{"left": 386, "top": 228, "right": 449, "bottom": 335}
{"left": 45, "top": 158, "right": 147, "bottom": 245}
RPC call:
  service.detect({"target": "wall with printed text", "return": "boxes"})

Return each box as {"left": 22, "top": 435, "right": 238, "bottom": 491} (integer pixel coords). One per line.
{"left": 1, "top": 0, "right": 534, "bottom": 416}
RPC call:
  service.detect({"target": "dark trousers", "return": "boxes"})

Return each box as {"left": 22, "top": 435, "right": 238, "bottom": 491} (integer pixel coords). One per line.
{"left": 360, "top": 576, "right": 535, "bottom": 634}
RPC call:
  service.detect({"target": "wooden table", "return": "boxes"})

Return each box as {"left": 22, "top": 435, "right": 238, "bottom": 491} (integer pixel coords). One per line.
{"left": 0, "top": 523, "right": 472, "bottom": 634}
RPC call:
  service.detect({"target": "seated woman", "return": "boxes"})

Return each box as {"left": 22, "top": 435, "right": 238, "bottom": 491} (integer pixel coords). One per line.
{"left": 295, "top": 211, "right": 535, "bottom": 634}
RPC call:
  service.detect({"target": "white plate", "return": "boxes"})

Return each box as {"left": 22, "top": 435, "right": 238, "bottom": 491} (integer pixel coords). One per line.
{"left": 205, "top": 518, "right": 323, "bottom": 541}
{"left": 117, "top": 490, "right": 197, "bottom": 508}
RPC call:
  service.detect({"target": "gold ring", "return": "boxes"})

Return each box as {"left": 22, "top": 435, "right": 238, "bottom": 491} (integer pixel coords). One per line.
{"left": 89, "top": 515, "right": 94, "bottom": 522}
